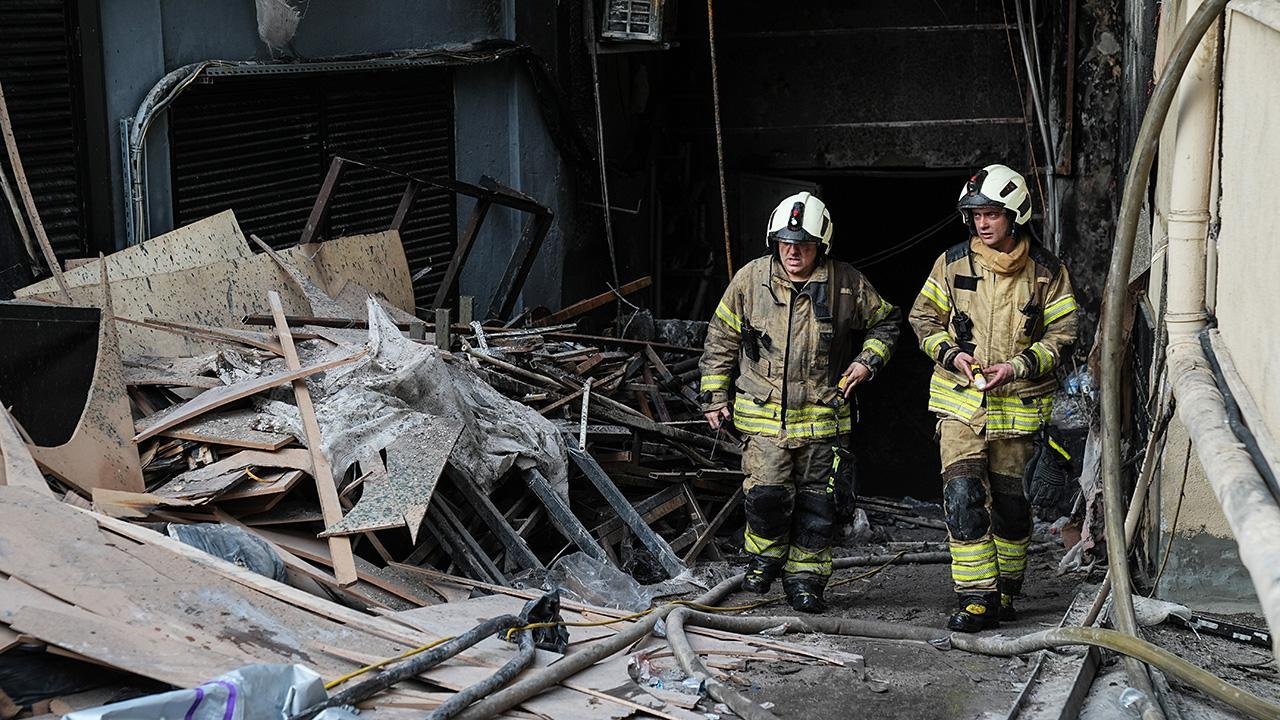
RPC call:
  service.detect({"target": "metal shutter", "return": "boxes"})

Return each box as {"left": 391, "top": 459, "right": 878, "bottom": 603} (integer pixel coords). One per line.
{"left": 0, "top": 0, "right": 88, "bottom": 257}
{"left": 169, "top": 69, "right": 456, "bottom": 311}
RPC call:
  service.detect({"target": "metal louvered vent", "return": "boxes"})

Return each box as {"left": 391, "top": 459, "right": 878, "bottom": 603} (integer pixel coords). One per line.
{"left": 169, "top": 69, "right": 456, "bottom": 310}
{"left": 602, "top": 0, "right": 662, "bottom": 42}
{"left": 0, "top": 0, "right": 88, "bottom": 258}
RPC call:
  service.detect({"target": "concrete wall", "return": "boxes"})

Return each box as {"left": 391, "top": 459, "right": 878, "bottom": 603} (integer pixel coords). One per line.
{"left": 1153, "top": 416, "right": 1259, "bottom": 611}
{"left": 97, "top": 0, "right": 569, "bottom": 312}
{"left": 1216, "top": 4, "right": 1280, "bottom": 443}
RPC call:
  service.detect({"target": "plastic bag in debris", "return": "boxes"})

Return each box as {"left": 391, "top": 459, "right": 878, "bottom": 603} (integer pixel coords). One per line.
{"left": 167, "top": 523, "right": 287, "bottom": 583}
{"left": 1052, "top": 366, "right": 1095, "bottom": 431}
{"left": 258, "top": 299, "right": 569, "bottom": 499}
{"left": 0, "top": 645, "right": 138, "bottom": 707}
{"left": 65, "top": 663, "right": 360, "bottom": 720}
{"left": 545, "top": 552, "right": 722, "bottom": 612}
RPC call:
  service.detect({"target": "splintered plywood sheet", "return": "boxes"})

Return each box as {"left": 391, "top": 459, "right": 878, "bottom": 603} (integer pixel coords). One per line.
{"left": 312, "top": 232, "right": 415, "bottom": 313}
{"left": 159, "top": 408, "right": 294, "bottom": 451}
{"left": 0, "top": 486, "right": 412, "bottom": 686}
{"left": 14, "top": 210, "right": 252, "bottom": 297}
{"left": 23, "top": 231, "right": 413, "bottom": 358}
{"left": 150, "top": 448, "right": 312, "bottom": 501}
{"left": 322, "top": 418, "right": 462, "bottom": 540}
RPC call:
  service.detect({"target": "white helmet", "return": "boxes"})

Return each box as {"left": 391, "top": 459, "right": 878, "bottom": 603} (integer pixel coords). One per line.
{"left": 766, "top": 192, "right": 833, "bottom": 253}
{"left": 957, "top": 164, "right": 1033, "bottom": 227}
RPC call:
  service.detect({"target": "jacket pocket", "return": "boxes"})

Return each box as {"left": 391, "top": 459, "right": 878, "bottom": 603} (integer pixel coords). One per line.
{"left": 736, "top": 362, "right": 776, "bottom": 405}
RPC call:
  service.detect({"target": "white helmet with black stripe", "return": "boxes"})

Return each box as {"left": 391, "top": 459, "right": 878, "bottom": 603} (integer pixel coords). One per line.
{"left": 766, "top": 192, "right": 833, "bottom": 253}
{"left": 957, "top": 164, "right": 1033, "bottom": 227}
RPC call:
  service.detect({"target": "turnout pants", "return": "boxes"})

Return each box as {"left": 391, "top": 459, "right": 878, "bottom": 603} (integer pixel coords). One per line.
{"left": 938, "top": 417, "right": 1035, "bottom": 596}
{"left": 741, "top": 435, "right": 836, "bottom": 580}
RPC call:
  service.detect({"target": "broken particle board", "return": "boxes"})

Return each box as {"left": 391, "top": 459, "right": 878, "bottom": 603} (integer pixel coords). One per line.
{"left": 216, "top": 468, "right": 305, "bottom": 503}
{"left": 0, "top": 486, "right": 418, "bottom": 687}
{"left": 90, "top": 488, "right": 200, "bottom": 518}
{"left": 309, "top": 233, "right": 415, "bottom": 312}
{"left": 158, "top": 408, "right": 294, "bottom": 451}
{"left": 133, "top": 348, "right": 367, "bottom": 442}
{"left": 321, "top": 419, "right": 462, "bottom": 541}
{"left": 14, "top": 210, "right": 252, "bottom": 298}
{"left": 21, "top": 231, "right": 412, "bottom": 358}
{"left": 2, "top": 302, "right": 144, "bottom": 495}
{"left": 150, "top": 448, "right": 312, "bottom": 501}
{"left": 0, "top": 405, "right": 51, "bottom": 497}
{"left": 249, "top": 233, "right": 350, "bottom": 318}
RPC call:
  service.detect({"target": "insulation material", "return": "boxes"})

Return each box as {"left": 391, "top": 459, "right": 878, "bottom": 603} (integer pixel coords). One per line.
{"left": 261, "top": 300, "right": 569, "bottom": 502}
{"left": 321, "top": 418, "right": 462, "bottom": 541}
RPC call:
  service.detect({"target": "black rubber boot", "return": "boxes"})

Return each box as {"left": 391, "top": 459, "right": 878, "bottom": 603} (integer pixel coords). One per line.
{"left": 999, "top": 593, "right": 1018, "bottom": 621}
{"left": 947, "top": 593, "right": 1001, "bottom": 632}
{"left": 783, "top": 575, "right": 827, "bottom": 614}
{"left": 741, "top": 556, "right": 784, "bottom": 594}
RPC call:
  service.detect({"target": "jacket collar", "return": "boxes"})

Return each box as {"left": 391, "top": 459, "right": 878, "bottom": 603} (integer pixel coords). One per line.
{"left": 769, "top": 255, "right": 830, "bottom": 288}
{"left": 969, "top": 236, "right": 1030, "bottom": 275}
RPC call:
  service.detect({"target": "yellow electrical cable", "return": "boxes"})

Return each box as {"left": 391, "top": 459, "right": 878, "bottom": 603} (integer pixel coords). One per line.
{"left": 325, "top": 549, "right": 911, "bottom": 690}
{"left": 244, "top": 468, "right": 272, "bottom": 483}
{"left": 324, "top": 636, "right": 452, "bottom": 690}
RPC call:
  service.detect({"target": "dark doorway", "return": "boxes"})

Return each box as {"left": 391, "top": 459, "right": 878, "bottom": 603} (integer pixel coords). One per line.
{"left": 819, "top": 171, "right": 971, "bottom": 501}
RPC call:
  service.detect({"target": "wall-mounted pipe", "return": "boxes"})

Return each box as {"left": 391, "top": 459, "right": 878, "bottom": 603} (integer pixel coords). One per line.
{"left": 1100, "top": 0, "right": 1233, "bottom": 706}
{"left": 1103, "top": 0, "right": 1280, "bottom": 671}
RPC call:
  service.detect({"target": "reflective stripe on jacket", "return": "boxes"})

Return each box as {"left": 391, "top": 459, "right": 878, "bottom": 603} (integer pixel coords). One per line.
{"left": 699, "top": 255, "right": 901, "bottom": 445}
{"left": 908, "top": 237, "right": 1078, "bottom": 438}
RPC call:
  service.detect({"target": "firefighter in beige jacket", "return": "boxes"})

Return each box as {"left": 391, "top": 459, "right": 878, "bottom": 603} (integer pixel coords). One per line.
{"left": 699, "top": 192, "right": 900, "bottom": 612}
{"left": 909, "top": 164, "right": 1078, "bottom": 632}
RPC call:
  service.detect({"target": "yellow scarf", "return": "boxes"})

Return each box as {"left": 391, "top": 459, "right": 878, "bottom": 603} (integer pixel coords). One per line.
{"left": 970, "top": 236, "right": 1029, "bottom": 275}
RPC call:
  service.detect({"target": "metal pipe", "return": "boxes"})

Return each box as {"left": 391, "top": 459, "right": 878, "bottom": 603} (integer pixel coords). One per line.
{"left": 126, "top": 61, "right": 225, "bottom": 245}
{"left": 1099, "top": 1, "right": 1234, "bottom": 707}
{"left": 1013, "top": 0, "right": 1058, "bottom": 251}
{"left": 1164, "top": 0, "right": 1219, "bottom": 339}
{"left": 121, "top": 43, "right": 535, "bottom": 246}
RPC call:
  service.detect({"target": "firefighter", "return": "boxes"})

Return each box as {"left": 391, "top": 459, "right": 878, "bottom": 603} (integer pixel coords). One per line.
{"left": 908, "top": 164, "right": 1078, "bottom": 632}
{"left": 699, "top": 192, "right": 901, "bottom": 613}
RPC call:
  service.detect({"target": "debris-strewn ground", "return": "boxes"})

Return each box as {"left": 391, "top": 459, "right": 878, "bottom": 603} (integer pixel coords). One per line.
{"left": 714, "top": 520, "right": 1084, "bottom": 719}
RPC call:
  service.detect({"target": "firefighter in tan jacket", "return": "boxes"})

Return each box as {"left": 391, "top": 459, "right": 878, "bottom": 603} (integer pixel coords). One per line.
{"left": 909, "top": 165, "right": 1078, "bottom": 632}
{"left": 700, "top": 193, "right": 900, "bottom": 612}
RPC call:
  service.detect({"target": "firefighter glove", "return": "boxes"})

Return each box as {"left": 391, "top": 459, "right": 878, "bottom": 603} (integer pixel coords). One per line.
{"left": 830, "top": 446, "right": 858, "bottom": 519}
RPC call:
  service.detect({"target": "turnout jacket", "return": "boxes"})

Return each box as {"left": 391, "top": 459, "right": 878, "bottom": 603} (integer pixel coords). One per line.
{"left": 699, "top": 256, "right": 901, "bottom": 446}
{"left": 908, "top": 236, "right": 1078, "bottom": 438}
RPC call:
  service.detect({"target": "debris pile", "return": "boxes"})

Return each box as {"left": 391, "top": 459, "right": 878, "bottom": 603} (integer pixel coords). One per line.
{"left": 0, "top": 208, "right": 760, "bottom": 718}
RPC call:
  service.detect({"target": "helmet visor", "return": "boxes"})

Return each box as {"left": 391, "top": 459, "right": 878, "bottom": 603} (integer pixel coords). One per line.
{"left": 769, "top": 227, "right": 821, "bottom": 244}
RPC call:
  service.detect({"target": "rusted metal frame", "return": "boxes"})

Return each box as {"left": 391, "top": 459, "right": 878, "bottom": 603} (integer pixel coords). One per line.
{"left": 443, "top": 464, "right": 544, "bottom": 571}
{"left": 299, "top": 156, "right": 348, "bottom": 245}
{"left": 389, "top": 180, "right": 420, "bottom": 232}
{"left": 522, "top": 467, "right": 609, "bottom": 564}
{"left": 431, "top": 196, "right": 493, "bottom": 310}
{"left": 568, "top": 438, "right": 686, "bottom": 578}
{"left": 682, "top": 486, "right": 743, "bottom": 564}
{"left": 487, "top": 210, "right": 555, "bottom": 320}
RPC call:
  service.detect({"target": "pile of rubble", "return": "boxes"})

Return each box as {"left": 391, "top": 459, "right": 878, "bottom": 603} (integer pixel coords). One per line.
{"left": 0, "top": 209, "right": 776, "bottom": 719}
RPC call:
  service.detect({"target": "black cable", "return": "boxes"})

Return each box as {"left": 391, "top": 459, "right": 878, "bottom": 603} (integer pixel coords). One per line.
{"left": 426, "top": 629, "right": 537, "bottom": 720}
{"left": 1198, "top": 330, "right": 1280, "bottom": 504}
